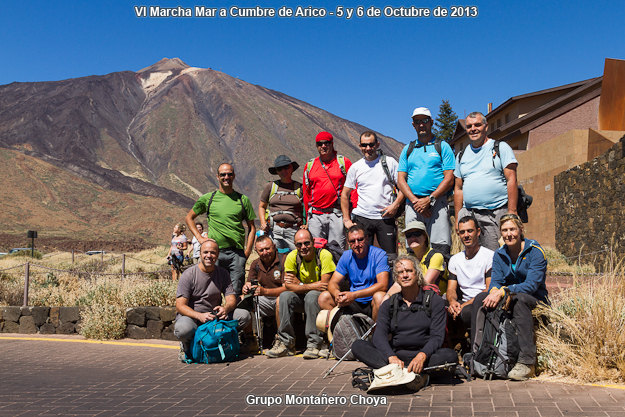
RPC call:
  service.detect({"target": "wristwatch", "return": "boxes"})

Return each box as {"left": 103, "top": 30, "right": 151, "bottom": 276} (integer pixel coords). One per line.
{"left": 429, "top": 194, "right": 437, "bottom": 207}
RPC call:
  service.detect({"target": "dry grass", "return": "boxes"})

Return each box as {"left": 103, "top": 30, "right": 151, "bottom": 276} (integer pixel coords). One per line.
{"left": 536, "top": 264, "right": 625, "bottom": 383}
{"left": 0, "top": 247, "right": 177, "bottom": 339}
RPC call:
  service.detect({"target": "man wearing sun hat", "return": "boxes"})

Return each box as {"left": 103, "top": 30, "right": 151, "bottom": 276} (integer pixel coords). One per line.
{"left": 302, "top": 131, "right": 353, "bottom": 248}
{"left": 397, "top": 107, "right": 455, "bottom": 261}
{"left": 259, "top": 155, "right": 304, "bottom": 252}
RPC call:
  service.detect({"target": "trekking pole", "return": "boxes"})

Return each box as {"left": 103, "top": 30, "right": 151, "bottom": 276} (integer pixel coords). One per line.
{"left": 322, "top": 322, "right": 376, "bottom": 379}
{"left": 251, "top": 281, "right": 263, "bottom": 354}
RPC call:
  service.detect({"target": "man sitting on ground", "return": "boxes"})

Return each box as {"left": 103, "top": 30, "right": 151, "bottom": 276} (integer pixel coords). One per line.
{"left": 447, "top": 216, "right": 493, "bottom": 348}
{"left": 174, "top": 239, "right": 252, "bottom": 362}
{"left": 266, "top": 229, "right": 336, "bottom": 359}
{"left": 241, "top": 235, "right": 287, "bottom": 327}
{"left": 318, "top": 224, "right": 389, "bottom": 320}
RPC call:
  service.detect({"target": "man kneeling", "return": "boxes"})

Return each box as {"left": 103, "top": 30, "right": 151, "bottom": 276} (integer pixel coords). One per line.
{"left": 174, "top": 239, "right": 252, "bottom": 362}
{"left": 318, "top": 224, "right": 389, "bottom": 320}
{"left": 352, "top": 255, "right": 456, "bottom": 375}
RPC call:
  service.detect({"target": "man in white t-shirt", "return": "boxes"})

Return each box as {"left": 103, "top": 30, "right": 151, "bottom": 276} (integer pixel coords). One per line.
{"left": 447, "top": 215, "right": 493, "bottom": 341}
{"left": 341, "top": 131, "right": 404, "bottom": 263}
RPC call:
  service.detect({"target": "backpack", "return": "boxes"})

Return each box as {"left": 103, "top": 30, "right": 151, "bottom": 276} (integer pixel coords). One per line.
{"left": 406, "top": 138, "right": 444, "bottom": 159}
{"left": 388, "top": 289, "right": 435, "bottom": 332}
{"left": 423, "top": 249, "right": 449, "bottom": 295}
{"left": 205, "top": 191, "right": 247, "bottom": 221}
{"left": 378, "top": 149, "right": 405, "bottom": 218}
{"left": 304, "top": 155, "right": 347, "bottom": 190}
{"left": 331, "top": 313, "right": 375, "bottom": 360}
{"left": 303, "top": 155, "right": 347, "bottom": 205}
{"left": 469, "top": 294, "right": 519, "bottom": 379}
{"left": 191, "top": 319, "right": 240, "bottom": 363}
{"left": 457, "top": 141, "right": 533, "bottom": 222}
{"left": 294, "top": 246, "right": 322, "bottom": 282}
{"left": 266, "top": 181, "right": 303, "bottom": 221}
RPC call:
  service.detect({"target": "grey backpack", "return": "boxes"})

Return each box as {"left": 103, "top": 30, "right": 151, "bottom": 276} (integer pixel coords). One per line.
{"left": 469, "top": 296, "right": 520, "bottom": 379}
{"left": 331, "top": 313, "right": 375, "bottom": 360}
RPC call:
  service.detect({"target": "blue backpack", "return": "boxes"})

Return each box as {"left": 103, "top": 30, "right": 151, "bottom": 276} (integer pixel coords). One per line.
{"left": 191, "top": 319, "right": 240, "bottom": 363}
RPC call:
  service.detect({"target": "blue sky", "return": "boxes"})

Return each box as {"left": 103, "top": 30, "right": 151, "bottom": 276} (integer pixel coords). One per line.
{"left": 2, "top": 1, "right": 624, "bottom": 143}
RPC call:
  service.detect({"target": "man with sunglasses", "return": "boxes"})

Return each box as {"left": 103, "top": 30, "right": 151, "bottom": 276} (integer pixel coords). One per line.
{"left": 398, "top": 107, "right": 455, "bottom": 260}
{"left": 341, "top": 131, "right": 404, "bottom": 264}
{"left": 318, "top": 224, "right": 390, "bottom": 320}
{"left": 267, "top": 229, "right": 336, "bottom": 359}
{"left": 454, "top": 111, "right": 518, "bottom": 251}
{"left": 302, "top": 131, "right": 353, "bottom": 248}
{"left": 185, "top": 163, "right": 256, "bottom": 297}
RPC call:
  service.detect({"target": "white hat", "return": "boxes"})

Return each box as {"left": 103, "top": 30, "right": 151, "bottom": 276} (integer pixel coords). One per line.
{"left": 411, "top": 107, "right": 432, "bottom": 118}
{"left": 367, "top": 363, "right": 417, "bottom": 392}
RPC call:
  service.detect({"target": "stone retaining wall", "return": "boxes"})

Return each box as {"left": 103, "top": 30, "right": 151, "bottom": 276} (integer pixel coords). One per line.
{"left": 554, "top": 135, "right": 625, "bottom": 270}
{"left": 0, "top": 306, "right": 177, "bottom": 340}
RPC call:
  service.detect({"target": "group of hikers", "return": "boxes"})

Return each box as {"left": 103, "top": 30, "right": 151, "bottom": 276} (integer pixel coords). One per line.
{"left": 170, "top": 106, "right": 548, "bottom": 389}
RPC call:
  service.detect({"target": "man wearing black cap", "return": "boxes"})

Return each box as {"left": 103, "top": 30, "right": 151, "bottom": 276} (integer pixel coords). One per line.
{"left": 259, "top": 155, "right": 304, "bottom": 252}
{"left": 302, "top": 131, "right": 353, "bottom": 248}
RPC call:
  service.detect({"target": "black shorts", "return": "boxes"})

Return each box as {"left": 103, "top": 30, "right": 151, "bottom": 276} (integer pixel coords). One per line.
{"left": 342, "top": 300, "right": 373, "bottom": 317}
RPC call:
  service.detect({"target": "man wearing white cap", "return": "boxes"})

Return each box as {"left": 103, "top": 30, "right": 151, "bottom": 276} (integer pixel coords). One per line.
{"left": 397, "top": 107, "right": 455, "bottom": 260}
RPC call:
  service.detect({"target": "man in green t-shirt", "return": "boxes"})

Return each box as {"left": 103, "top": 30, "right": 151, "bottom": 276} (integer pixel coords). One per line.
{"left": 266, "top": 229, "right": 335, "bottom": 359}
{"left": 186, "top": 163, "right": 256, "bottom": 296}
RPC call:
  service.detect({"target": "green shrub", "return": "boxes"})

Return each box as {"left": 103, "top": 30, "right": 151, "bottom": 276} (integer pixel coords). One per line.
{"left": 9, "top": 249, "right": 43, "bottom": 259}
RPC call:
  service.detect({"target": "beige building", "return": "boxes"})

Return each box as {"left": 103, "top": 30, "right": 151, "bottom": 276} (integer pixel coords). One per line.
{"left": 451, "top": 58, "right": 625, "bottom": 247}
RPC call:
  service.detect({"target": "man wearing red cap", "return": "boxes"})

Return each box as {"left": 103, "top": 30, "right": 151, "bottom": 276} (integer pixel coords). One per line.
{"left": 302, "top": 132, "right": 353, "bottom": 248}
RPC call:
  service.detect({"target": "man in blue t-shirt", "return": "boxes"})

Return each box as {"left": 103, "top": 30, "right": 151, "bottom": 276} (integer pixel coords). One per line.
{"left": 453, "top": 112, "right": 518, "bottom": 251}
{"left": 318, "top": 224, "right": 390, "bottom": 320}
{"left": 398, "top": 107, "right": 455, "bottom": 260}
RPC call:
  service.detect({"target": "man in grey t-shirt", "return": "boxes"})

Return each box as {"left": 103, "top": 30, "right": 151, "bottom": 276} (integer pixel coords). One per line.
{"left": 174, "top": 239, "right": 251, "bottom": 361}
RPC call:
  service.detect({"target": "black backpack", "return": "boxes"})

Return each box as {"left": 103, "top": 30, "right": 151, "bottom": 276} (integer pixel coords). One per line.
{"left": 378, "top": 148, "right": 404, "bottom": 218}
{"left": 388, "top": 288, "right": 435, "bottom": 331}
{"left": 468, "top": 293, "right": 519, "bottom": 379}
{"left": 205, "top": 190, "right": 247, "bottom": 221}
{"left": 406, "top": 138, "right": 444, "bottom": 159}
{"left": 457, "top": 141, "right": 533, "bottom": 222}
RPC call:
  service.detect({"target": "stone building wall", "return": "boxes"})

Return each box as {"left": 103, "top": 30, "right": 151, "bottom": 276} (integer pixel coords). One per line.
{"left": 554, "top": 135, "right": 625, "bottom": 269}
{"left": 0, "top": 306, "right": 177, "bottom": 340}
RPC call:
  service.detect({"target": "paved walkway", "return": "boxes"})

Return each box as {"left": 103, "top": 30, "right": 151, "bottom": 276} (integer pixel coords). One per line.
{"left": 1, "top": 334, "right": 624, "bottom": 416}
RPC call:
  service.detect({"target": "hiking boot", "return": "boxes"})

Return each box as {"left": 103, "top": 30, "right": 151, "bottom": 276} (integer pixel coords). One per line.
{"left": 318, "top": 344, "right": 330, "bottom": 359}
{"left": 265, "top": 337, "right": 294, "bottom": 358}
{"left": 507, "top": 363, "right": 535, "bottom": 381}
{"left": 303, "top": 346, "right": 320, "bottom": 359}
{"left": 240, "top": 335, "right": 259, "bottom": 355}
{"left": 178, "top": 343, "right": 190, "bottom": 363}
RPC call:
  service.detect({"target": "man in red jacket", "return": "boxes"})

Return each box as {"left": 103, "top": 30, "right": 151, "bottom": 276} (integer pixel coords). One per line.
{"left": 302, "top": 131, "right": 353, "bottom": 248}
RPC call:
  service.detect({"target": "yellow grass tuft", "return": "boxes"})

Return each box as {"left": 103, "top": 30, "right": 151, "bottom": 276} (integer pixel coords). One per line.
{"left": 536, "top": 263, "right": 625, "bottom": 383}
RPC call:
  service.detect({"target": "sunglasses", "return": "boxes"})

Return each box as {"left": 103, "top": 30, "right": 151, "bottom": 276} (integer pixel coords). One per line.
{"left": 413, "top": 118, "right": 431, "bottom": 125}
{"left": 465, "top": 123, "right": 484, "bottom": 129}
{"left": 405, "top": 230, "right": 424, "bottom": 239}
{"left": 316, "top": 141, "right": 332, "bottom": 147}
{"left": 500, "top": 213, "right": 521, "bottom": 222}
{"left": 218, "top": 172, "right": 234, "bottom": 178}
{"left": 359, "top": 142, "right": 377, "bottom": 149}
{"left": 276, "top": 165, "right": 290, "bottom": 171}
{"left": 295, "top": 240, "right": 312, "bottom": 248}
{"left": 348, "top": 236, "right": 366, "bottom": 244}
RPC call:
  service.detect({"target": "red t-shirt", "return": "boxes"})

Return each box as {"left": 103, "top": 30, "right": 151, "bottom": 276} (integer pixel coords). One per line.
{"left": 303, "top": 155, "right": 356, "bottom": 214}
